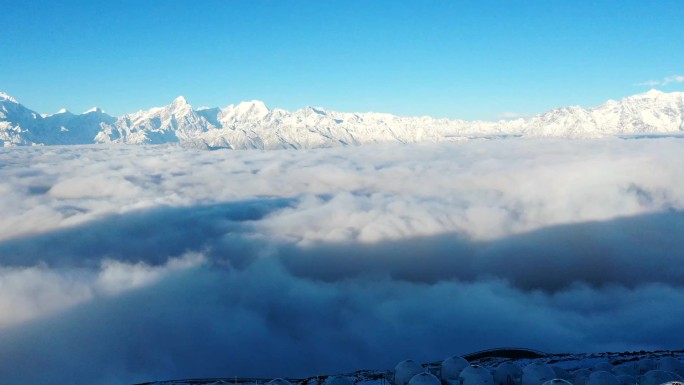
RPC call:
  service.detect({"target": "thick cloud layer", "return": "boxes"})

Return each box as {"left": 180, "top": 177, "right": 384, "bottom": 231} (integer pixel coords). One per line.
{"left": 0, "top": 139, "right": 683, "bottom": 385}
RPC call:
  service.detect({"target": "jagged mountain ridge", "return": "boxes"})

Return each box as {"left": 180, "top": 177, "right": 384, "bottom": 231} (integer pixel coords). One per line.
{"left": 0, "top": 92, "right": 115, "bottom": 146}
{"left": 1, "top": 90, "right": 683, "bottom": 148}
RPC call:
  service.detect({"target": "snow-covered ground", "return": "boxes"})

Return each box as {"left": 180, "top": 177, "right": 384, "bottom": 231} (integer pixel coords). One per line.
{"left": 139, "top": 349, "right": 684, "bottom": 385}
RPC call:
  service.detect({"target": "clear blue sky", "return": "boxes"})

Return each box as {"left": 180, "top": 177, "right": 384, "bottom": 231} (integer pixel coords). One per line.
{"left": 1, "top": 0, "right": 683, "bottom": 120}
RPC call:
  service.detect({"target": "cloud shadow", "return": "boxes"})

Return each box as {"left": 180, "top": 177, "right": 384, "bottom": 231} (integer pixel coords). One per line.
{"left": 0, "top": 197, "right": 296, "bottom": 268}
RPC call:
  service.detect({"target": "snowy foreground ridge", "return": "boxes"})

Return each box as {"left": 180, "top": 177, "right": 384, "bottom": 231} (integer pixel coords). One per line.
{"left": 138, "top": 348, "right": 684, "bottom": 385}
{"left": 1, "top": 90, "right": 684, "bottom": 148}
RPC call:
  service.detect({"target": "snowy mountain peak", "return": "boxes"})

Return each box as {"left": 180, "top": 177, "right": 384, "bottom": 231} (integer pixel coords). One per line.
{"left": 235, "top": 100, "right": 269, "bottom": 114}
{"left": 307, "top": 106, "right": 328, "bottom": 115}
{"left": 0, "top": 92, "right": 18, "bottom": 104}
{"left": 621, "top": 89, "right": 684, "bottom": 105}
{"left": 624, "top": 89, "right": 671, "bottom": 101}
{"left": 56, "top": 108, "right": 71, "bottom": 114}
{"left": 172, "top": 95, "right": 190, "bottom": 106}
{"left": 84, "top": 107, "right": 105, "bottom": 114}
{"left": 644, "top": 89, "right": 664, "bottom": 97}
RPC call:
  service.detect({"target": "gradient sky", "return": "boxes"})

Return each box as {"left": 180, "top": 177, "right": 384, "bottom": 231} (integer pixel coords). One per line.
{"left": 1, "top": 0, "right": 683, "bottom": 120}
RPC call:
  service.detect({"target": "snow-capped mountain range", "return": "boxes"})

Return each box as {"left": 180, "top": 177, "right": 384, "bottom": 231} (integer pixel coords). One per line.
{"left": 1, "top": 90, "right": 683, "bottom": 149}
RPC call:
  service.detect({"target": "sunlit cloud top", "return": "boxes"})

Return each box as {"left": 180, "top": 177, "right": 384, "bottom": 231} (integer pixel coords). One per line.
{"left": 1, "top": 139, "right": 684, "bottom": 384}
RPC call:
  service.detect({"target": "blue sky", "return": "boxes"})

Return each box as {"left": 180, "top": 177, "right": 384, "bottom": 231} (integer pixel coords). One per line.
{"left": 1, "top": 0, "right": 683, "bottom": 120}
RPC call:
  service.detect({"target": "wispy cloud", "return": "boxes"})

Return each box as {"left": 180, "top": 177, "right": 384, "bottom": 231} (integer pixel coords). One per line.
{"left": 635, "top": 74, "right": 684, "bottom": 87}
{"left": 663, "top": 75, "right": 684, "bottom": 85}
{"left": 634, "top": 80, "right": 661, "bottom": 87}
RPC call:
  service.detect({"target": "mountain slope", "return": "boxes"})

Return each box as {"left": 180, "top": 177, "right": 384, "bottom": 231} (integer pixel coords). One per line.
{"left": 95, "top": 96, "right": 216, "bottom": 145}
{"left": 1, "top": 90, "right": 683, "bottom": 148}
{"left": 523, "top": 90, "right": 684, "bottom": 137}
{"left": 1, "top": 92, "right": 116, "bottom": 146}
{"left": 0, "top": 92, "right": 41, "bottom": 146}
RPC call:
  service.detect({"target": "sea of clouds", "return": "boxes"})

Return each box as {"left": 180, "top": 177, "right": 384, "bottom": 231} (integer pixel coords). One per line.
{"left": 1, "top": 138, "right": 683, "bottom": 385}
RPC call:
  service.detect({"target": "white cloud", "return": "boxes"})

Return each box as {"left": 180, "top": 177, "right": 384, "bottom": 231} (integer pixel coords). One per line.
{"left": 0, "top": 139, "right": 684, "bottom": 384}
{"left": 0, "top": 264, "right": 93, "bottom": 327}
{"left": 96, "top": 253, "right": 205, "bottom": 295}
{"left": 634, "top": 80, "right": 661, "bottom": 87}
{"left": 635, "top": 74, "right": 684, "bottom": 87}
{"left": 663, "top": 75, "right": 684, "bottom": 85}
{"left": 0, "top": 254, "right": 204, "bottom": 329}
